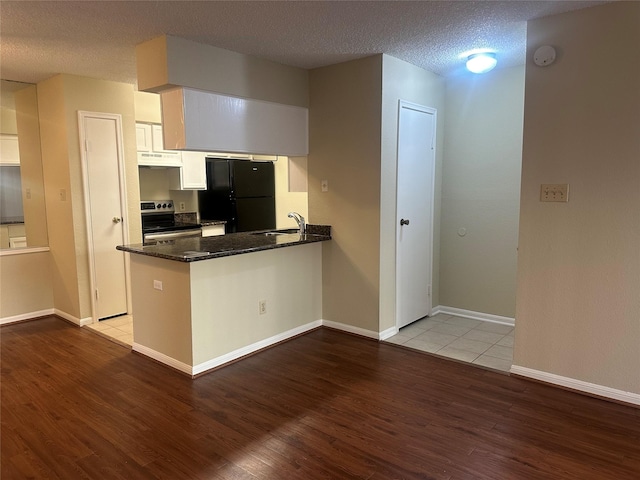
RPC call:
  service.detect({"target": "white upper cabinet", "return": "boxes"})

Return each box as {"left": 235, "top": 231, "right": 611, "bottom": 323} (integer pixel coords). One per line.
{"left": 135, "top": 123, "right": 152, "bottom": 152}
{"left": 136, "top": 123, "right": 182, "bottom": 167}
{"left": 151, "top": 124, "right": 182, "bottom": 156}
{"left": 169, "top": 151, "right": 206, "bottom": 190}
{"left": 161, "top": 88, "right": 308, "bottom": 156}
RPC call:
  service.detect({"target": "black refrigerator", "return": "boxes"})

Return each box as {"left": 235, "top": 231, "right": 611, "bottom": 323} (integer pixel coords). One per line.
{"left": 198, "top": 159, "right": 276, "bottom": 233}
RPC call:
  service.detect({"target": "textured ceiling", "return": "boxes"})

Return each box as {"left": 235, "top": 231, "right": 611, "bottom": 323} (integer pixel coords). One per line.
{"left": 1, "top": 0, "right": 609, "bottom": 86}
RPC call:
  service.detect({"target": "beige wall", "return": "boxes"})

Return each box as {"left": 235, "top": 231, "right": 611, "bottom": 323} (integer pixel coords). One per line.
{"left": 134, "top": 91, "right": 162, "bottom": 124}
{"left": 275, "top": 156, "right": 308, "bottom": 229}
{"left": 15, "top": 85, "right": 49, "bottom": 247}
{"left": 137, "top": 35, "right": 309, "bottom": 107}
{"left": 130, "top": 243, "right": 322, "bottom": 368}
{"left": 1, "top": 107, "right": 18, "bottom": 134}
{"left": 0, "top": 251, "right": 53, "bottom": 320}
{"left": 308, "top": 56, "right": 382, "bottom": 332}
{"left": 440, "top": 65, "right": 524, "bottom": 318}
{"left": 38, "top": 75, "right": 81, "bottom": 318}
{"left": 38, "top": 74, "right": 141, "bottom": 321}
{"left": 514, "top": 2, "right": 640, "bottom": 394}
{"left": 379, "top": 55, "right": 446, "bottom": 331}
{"left": 190, "top": 243, "right": 322, "bottom": 365}
{"left": 138, "top": 168, "right": 198, "bottom": 212}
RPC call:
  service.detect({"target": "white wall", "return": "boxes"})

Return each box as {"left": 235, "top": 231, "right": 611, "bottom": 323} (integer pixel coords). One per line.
{"left": 439, "top": 66, "right": 524, "bottom": 318}
{"left": 514, "top": 1, "right": 640, "bottom": 395}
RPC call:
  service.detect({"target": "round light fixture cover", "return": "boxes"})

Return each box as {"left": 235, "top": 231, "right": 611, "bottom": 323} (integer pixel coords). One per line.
{"left": 534, "top": 46, "right": 556, "bottom": 66}
{"left": 466, "top": 52, "right": 497, "bottom": 74}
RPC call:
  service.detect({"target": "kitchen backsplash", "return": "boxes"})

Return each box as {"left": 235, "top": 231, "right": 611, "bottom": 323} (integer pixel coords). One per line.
{"left": 175, "top": 212, "right": 198, "bottom": 224}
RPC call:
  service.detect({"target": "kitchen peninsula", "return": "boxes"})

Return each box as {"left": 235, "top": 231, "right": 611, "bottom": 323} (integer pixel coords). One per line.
{"left": 117, "top": 226, "right": 330, "bottom": 376}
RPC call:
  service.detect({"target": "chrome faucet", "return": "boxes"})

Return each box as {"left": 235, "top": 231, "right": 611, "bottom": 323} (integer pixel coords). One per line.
{"left": 288, "top": 212, "right": 306, "bottom": 235}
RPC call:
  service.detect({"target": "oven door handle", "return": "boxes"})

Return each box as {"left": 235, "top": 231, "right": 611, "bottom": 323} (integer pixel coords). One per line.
{"left": 144, "top": 229, "right": 201, "bottom": 241}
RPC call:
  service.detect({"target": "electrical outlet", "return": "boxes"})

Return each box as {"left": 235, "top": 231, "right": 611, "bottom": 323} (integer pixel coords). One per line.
{"left": 153, "top": 280, "right": 163, "bottom": 291}
{"left": 540, "top": 184, "right": 569, "bottom": 202}
{"left": 321, "top": 179, "right": 329, "bottom": 192}
{"left": 179, "top": 202, "right": 186, "bottom": 211}
{"left": 259, "top": 300, "right": 267, "bottom": 315}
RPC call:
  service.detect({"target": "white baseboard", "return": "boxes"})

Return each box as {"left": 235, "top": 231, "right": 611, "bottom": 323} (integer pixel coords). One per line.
{"left": 55, "top": 309, "right": 93, "bottom": 326}
{"left": 132, "top": 343, "right": 193, "bottom": 375}
{"left": 321, "top": 320, "right": 379, "bottom": 340}
{"left": 193, "top": 320, "right": 323, "bottom": 376}
{"left": 434, "top": 305, "right": 515, "bottom": 326}
{"left": 133, "top": 320, "right": 322, "bottom": 376}
{"left": 510, "top": 365, "right": 640, "bottom": 406}
{"left": 133, "top": 319, "right": 384, "bottom": 376}
{"left": 0, "top": 308, "right": 55, "bottom": 325}
{"left": 379, "top": 326, "right": 398, "bottom": 340}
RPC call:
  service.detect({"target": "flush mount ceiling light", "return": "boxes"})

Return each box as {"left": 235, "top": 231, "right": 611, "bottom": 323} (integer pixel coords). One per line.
{"left": 466, "top": 52, "right": 497, "bottom": 74}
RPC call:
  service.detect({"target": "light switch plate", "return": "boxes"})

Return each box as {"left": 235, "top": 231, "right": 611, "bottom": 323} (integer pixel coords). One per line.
{"left": 540, "top": 184, "right": 569, "bottom": 202}
{"left": 321, "top": 179, "right": 329, "bottom": 192}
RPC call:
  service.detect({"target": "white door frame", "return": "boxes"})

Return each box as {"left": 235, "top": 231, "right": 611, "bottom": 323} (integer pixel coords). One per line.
{"left": 78, "top": 111, "right": 130, "bottom": 323}
{"left": 395, "top": 100, "right": 437, "bottom": 329}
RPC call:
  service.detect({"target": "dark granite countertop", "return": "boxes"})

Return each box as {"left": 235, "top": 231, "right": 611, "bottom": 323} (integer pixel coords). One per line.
{"left": 117, "top": 224, "right": 331, "bottom": 262}
{"left": 1, "top": 218, "right": 25, "bottom": 225}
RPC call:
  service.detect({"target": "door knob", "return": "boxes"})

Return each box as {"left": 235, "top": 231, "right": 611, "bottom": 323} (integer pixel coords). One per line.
{"left": 400, "top": 219, "right": 410, "bottom": 226}
{"left": 112, "top": 217, "right": 122, "bottom": 224}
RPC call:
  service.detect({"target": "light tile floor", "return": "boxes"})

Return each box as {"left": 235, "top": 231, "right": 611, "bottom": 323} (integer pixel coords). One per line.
{"left": 85, "top": 314, "right": 133, "bottom": 348}
{"left": 385, "top": 313, "right": 513, "bottom": 372}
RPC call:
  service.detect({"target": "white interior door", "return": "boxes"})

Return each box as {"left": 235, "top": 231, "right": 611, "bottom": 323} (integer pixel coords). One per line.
{"left": 396, "top": 101, "right": 436, "bottom": 329}
{"left": 80, "top": 113, "right": 128, "bottom": 320}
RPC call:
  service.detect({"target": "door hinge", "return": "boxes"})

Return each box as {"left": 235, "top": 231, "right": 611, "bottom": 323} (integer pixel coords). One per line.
{"left": 427, "top": 285, "right": 432, "bottom": 297}
{"left": 85, "top": 139, "right": 90, "bottom": 153}
{"left": 95, "top": 289, "right": 99, "bottom": 300}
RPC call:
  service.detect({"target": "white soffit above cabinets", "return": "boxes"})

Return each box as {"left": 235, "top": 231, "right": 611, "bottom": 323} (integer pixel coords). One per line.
{"left": 1, "top": 1, "right": 610, "bottom": 85}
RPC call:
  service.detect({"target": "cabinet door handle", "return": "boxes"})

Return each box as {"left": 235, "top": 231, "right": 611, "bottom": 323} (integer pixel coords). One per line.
{"left": 400, "top": 219, "right": 410, "bottom": 226}
{"left": 112, "top": 217, "right": 122, "bottom": 224}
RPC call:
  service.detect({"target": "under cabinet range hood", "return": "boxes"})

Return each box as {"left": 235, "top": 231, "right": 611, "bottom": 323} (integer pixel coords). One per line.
{"left": 160, "top": 87, "right": 309, "bottom": 156}
{"left": 137, "top": 150, "right": 182, "bottom": 165}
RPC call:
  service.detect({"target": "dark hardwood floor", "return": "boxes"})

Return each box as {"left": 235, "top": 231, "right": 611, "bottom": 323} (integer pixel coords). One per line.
{"left": 2, "top": 317, "right": 639, "bottom": 479}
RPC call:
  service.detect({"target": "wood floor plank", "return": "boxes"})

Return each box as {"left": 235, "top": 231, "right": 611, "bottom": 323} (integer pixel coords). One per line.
{"left": 2, "top": 317, "right": 639, "bottom": 479}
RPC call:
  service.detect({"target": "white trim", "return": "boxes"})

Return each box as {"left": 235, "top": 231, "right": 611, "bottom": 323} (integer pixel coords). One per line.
{"left": 322, "top": 320, "right": 379, "bottom": 340}
{"left": 0, "top": 308, "right": 55, "bottom": 325}
{"left": 435, "top": 305, "right": 515, "bottom": 326}
{"left": 132, "top": 320, "right": 322, "bottom": 376}
{"left": 510, "top": 365, "right": 640, "bottom": 407}
{"left": 0, "top": 246, "right": 50, "bottom": 257}
{"left": 132, "top": 343, "right": 193, "bottom": 375}
{"left": 55, "top": 309, "right": 93, "bottom": 326}
{"left": 133, "top": 320, "right": 385, "bottom": 377}
{"left": 78, "top": 111, "right": 130, "bottom": 323}
{"left": 379, "top": 326, "right": 399, "bottom": 341}
{"left": 193, "top": 320, "right": 323, "bottom": 375}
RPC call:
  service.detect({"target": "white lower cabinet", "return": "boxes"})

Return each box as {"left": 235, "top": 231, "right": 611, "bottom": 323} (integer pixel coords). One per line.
{"left": 201, "top": 224, "right": 225, "bottom": 237}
